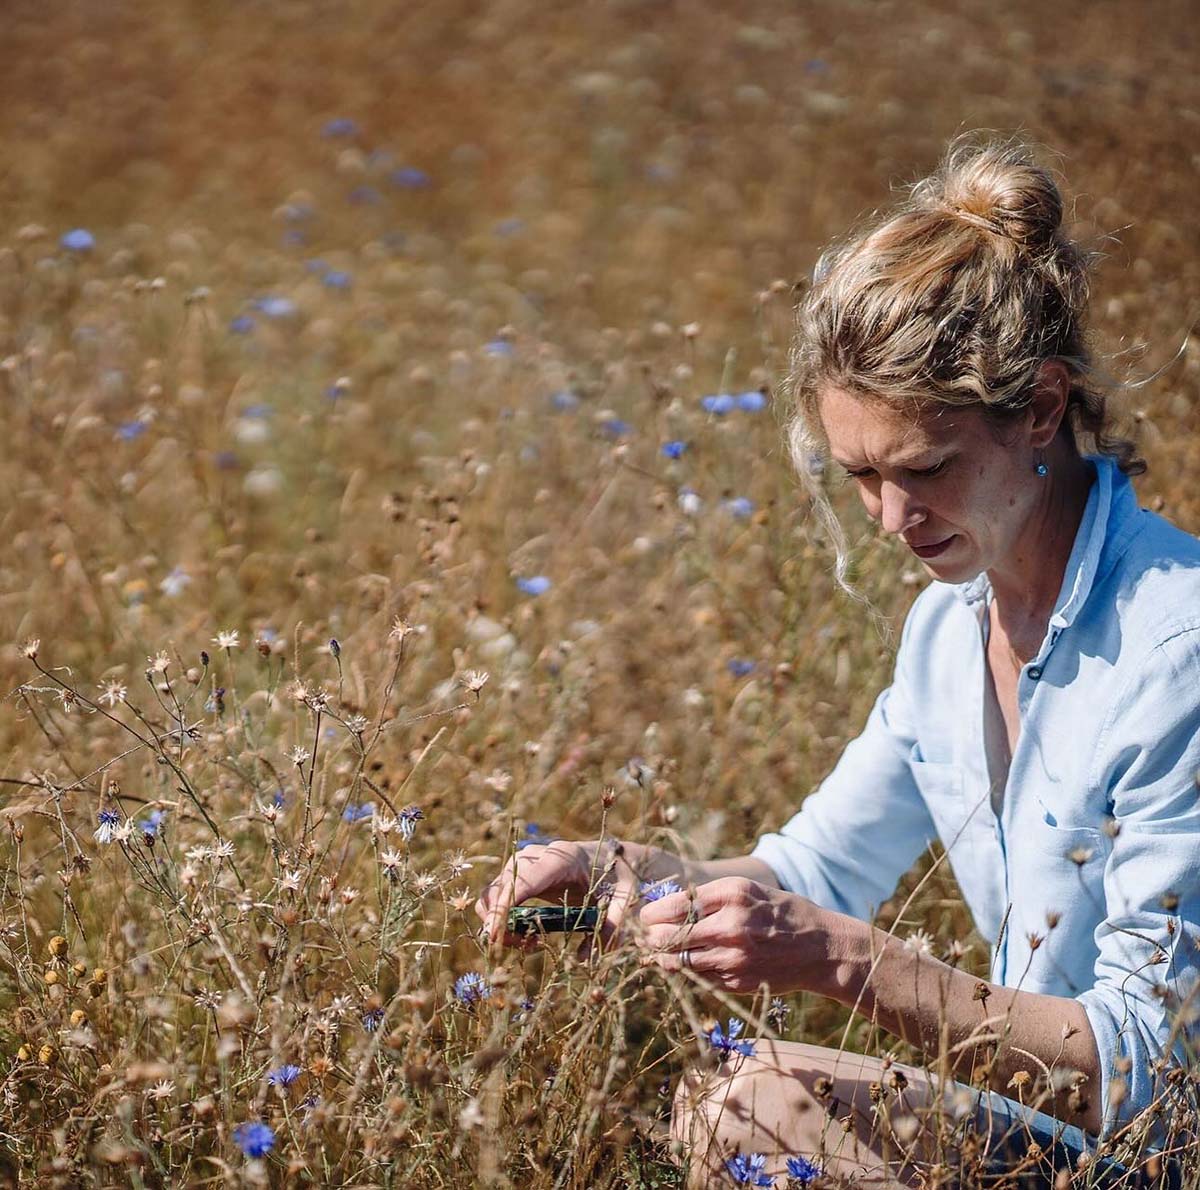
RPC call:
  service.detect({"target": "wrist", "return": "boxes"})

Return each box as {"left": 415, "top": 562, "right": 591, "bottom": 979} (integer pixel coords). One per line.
{"left": 814, "top": 910, "right": 872, "bottom": 1003}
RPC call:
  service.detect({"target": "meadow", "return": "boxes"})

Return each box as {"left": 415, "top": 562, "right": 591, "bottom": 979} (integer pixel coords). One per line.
{"left": 1, "top": 0, "right": 1199, "bottom": 1185}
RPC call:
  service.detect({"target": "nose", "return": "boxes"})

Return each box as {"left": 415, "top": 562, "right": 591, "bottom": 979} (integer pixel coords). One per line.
{"left": 875, "top": 479, "right": 926, "bottom": 536}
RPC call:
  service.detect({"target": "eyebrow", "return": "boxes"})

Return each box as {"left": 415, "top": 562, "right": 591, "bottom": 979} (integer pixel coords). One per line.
{"left": 831, "top": 451, "right": 946, "bottom": 470}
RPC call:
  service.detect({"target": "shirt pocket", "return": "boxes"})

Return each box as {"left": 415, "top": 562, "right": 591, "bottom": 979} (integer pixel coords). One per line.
{"left": 907, "top": 750, "right": 971, "bottom": 850}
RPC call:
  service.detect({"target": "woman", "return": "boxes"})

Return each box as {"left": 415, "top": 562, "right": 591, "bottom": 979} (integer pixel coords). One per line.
{"left": 476, "top": 136, "right": 1200, "bottom": 1186}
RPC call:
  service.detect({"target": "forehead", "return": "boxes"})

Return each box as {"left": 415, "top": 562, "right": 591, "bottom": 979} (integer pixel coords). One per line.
{"left": 818, "top": 386, "right": 974, "bottom": 463}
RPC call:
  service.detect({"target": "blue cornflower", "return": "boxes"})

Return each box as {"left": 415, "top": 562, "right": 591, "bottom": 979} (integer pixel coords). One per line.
{"left": 494, "top": 217, "right": 525, "bottom": 237}
{"left": 281, "top": 229, "right": 306, "bottom": 247}
{"left": 483, "top": 339, "right": 514, "bottom": 357}
{"left": 727, "top": 659, "right": 756, "bottom": 678}
{"left": 516, "top": 575, "right": 551, "bottom": 597}
{"left": 550, "top": 390, "right": 579, "bottom": 412}
{"left": 304, "top": 258, "right": 328, "bottom": 273}
{"left": 601, "top": 417, "right": 632, "bottom": 438}
{"left": 254, "top": 296, "right": 297, "bottom": 319}
{"left": 723, "top": 497, "right": 755, "bottom": 520}
{"left": 242, "top": 403, "right": 274, "bottom": 420}
{"left": 661, "top": 440, "right": 687, "bottom": 459}
{"left": 60, "top": 228, "right": 95, "bottom": 252}
{"left": 266, "top": 1063, "right": 303, "bottom": 1088}
{"left": 453, "top": 972, "right": 491, "bottom": 1007}
{"left": 700, "top": 393, "right": 736, "bottom": 416}
{"left": 348, "top": 185, "right": 382, "bottom": 205}
{"left": 229, "top": 315, "right": 255, "bottom": 335}
{"left": 233, "top": 1120, "right": 275, "bottom": 1158}
{"left": 726, "top": 1153, "right": 774, "bottom": 1186}
{"left": 342, "top": 803, "right": 374, "bottom": 823}
{"left": 398, "top": 805, "right": 424, "bottom": 841}
{"left": 322, "top": 117, "right": 359, "bottom": 137}
{"left": 516, "top": 823, "right": 558, "bottom": 850}
{"left": 272, "top": 789, "right": 286, "bottom": 809}
{"left": 94, "top": 809, "right": 121, "bottom": 845}
{"left": 214, "top": 451, "right": 239, "bottom": 471}
{"left": 117, "top": 420, "right": 147, "bottom": 441}
{"left": 322, "top": 270, "right": 352, "bottom": 289}
{"left": 785, "top": 1155, "right": 822, "bottom": 1186}
{"left": 639, "top": 879, "right": 683, "bottom": 902}
{"left": 707, "top": 1018, "right": 755, "bottom": 1061}
{"left": 736, "top": 390, "right": 767, "bottom": 412}
{"left": 140, "top": 809, "right": 167, "bottom": 837}
{"left": 391, "top": 166, "right": 431, "bottom": 189}
{"left": 362, "top": 1007, "right": 385, "bottom": 1032}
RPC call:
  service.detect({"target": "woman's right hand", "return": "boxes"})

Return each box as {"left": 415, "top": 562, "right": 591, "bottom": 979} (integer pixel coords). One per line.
{"left": 474, "top": 838, "right": 646, "bottom": 951}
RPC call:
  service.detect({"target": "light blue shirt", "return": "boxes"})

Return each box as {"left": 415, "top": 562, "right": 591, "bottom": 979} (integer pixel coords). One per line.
{"left": 752, "top": 455, "right": 1200, "bottom": 1138}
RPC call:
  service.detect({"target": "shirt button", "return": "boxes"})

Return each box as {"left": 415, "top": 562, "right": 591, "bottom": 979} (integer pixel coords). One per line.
{"left": 1027, "top": 665, "right": 1043, "bottom": 681}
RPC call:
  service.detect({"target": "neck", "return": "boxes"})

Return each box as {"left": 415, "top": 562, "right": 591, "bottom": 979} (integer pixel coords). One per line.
{"left": 987, "top": 449, "right": 1095, "bottom": 644}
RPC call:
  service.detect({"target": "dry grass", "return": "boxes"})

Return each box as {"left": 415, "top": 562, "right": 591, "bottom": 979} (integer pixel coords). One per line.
{"left": 0, "top": 0, "right": 1198, "bottom": 1185}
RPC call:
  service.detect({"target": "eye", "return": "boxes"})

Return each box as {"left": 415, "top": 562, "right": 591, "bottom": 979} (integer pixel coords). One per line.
{"left": 910, "top": 459, "right": 950, "bottom": 478}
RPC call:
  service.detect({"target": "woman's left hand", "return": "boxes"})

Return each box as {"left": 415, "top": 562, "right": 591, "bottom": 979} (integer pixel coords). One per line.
{"left": 637, "top": 876, "right": 834, "bottom": 994}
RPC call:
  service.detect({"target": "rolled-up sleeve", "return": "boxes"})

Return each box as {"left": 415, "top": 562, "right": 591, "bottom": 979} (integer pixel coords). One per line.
{"left": 751, "top": 597, "right": 940, "bottom": 921}
{"left": 1079, "top": 626, "right": 1200, "bottom": 1138}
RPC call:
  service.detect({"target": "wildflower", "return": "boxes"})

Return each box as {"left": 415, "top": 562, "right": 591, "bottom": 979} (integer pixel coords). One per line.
{"left": 461, "top": 669, "right": 489, "bottom": 697}
{"left": 516, "top": 823, "right": 557, "bottom": 850}
{"left": 139, "top": 809, "right": 166, "bottom": 837}
{"left": 323, "top": 269, "right": 353, "bottom": 289}
{"left": 159, "top": 567, "right": 192, "bottom": 597}
{"left": 445, "top": 850, "right": 472, "bottom": 877}
{"left": 348, "top": 185, "right": 382, "bottom": 205}
{"left": 255, "top": 296, "right": 297, "bottom": 320}
{"left": 212, "top": 629, "right": 240, "bottom": 650}
{"left": 94, "top": 810, "right": 121, "bottom": 844}
{"left": 767, "top": 998, "right": 790, "bottom": 1031}
{"left": 727, "top": 659, "right": 756, "bottom": 678}
{"left": 194, "top": 989, "right": 222, "bottom": 1011}
{"left": 278, "top": 870, "right": 302, "bottom": 893}
{"left": 380, "top": 849, "right": 404, "bottom": 877}
{"left": 342, "top": 803, "right": 374, "bottom": 823}
{"left": 288, "top": 746, "right": 311, "bottom": 766}
{"left": 391, "top": 165, "right": 430, "bottom": 188}
{"left": 785, "top": 1155, "right": 822, "bottom": 1186}
{"left": 725, "top": 1152, "right": 774, "bottom": 1186}
{"left": 229, "top": 315, "right": 255, "bottom": 335}
{"left": 147, "top": 1079, "right": 176, "bottom": 1101}
{"left": 266, "top": 1063, "right": 303, "bottom": 1088}
{"left": 516, "top": 575, "right": 551, "bottom": 597}
{"left": 707, "top": 1018, "right": 755, "bottom": 1061}
{"left": 700, "top": 393, "right": 736, "bottom": 416}
{"left": 97, "top": 680, "right": 127, "bottom": 707}
{"left": 723, "top": 497, "right": 755, "bottom": 520}
{"left": 550, "top": 390, "right": 579, "bottom": 411}
{"left": 737, "top": 390, "right": 768, "bottom": 412}
{"left": 453, "top": 972, "right": 491, "bottom": 1007}
{"left": 60, "top": 228, "right": 95, "bottom": 252}
{"left": 117, "top": 420, "right": 148, "bottom": 441}
{"left": 661, "top": 440, "right": 687, "bottom": 459}
{"left": 678, "top": 487, "right": 703, "bottom": 516}
{"left": 412, "top": 872, "right": 437, "bottom": 894}
{"left": 322, "top": 117, "right": 358, "bottom": 137}
{"left": 233, "top": 1121, "right": 275, "bottom": 1158}
{"left": 484, "top": 339, "right": 513, "bottom": 357}
{"left": 904, "top": 929, "right": 934, "bottom": 957}
{"left": 449, "top": 888, "right": 472, "bottom": 911}
{"left": 398, "top": 806, "right": 424, "bottom": 841}
{"left": 640, "top": 879, "right": 683, "bottom": 902}
{"left": 21, "top": 638, "right": 39, "bottom": 660}
{"left": 600, "top": 417, "right": 631, "bottom": 438}
{"left": 362, "top": 1007, "right": 385, "bottom": 1032}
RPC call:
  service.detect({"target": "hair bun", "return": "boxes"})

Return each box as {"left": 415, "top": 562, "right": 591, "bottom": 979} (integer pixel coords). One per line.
{"left": 914, "top": 135, "right": 1064, "bottom": 250}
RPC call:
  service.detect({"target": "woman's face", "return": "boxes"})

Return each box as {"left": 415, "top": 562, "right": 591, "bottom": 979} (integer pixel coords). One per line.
{"left": 817, "top": 386, "right": 1036, "bottom": 583}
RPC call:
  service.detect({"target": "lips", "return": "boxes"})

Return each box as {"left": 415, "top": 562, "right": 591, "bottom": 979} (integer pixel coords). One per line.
{"left": 907, "top": 536, "right": 955, "bottom": 559}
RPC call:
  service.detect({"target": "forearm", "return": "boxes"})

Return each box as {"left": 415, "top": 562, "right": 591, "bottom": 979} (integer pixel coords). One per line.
{"left": 620, "top": 843, "right": 782, "bottom": 890}
{"left": 818, "top": 915, "right": 1104, "bottom": 1135}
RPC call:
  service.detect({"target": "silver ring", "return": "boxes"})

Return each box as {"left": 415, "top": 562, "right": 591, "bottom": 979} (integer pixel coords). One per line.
{"left": 680, "top": 949, "right": 693, "bottom": 970}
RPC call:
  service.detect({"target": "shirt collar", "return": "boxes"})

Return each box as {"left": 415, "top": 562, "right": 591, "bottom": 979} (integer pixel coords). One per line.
{"left": 951, "top": 455, "right": 1136, "bottom": 631}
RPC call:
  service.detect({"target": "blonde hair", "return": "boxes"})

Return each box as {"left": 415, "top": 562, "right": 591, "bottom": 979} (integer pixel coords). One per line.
{"left": 783, "top": 132, "right": 1145, "bottom": 594}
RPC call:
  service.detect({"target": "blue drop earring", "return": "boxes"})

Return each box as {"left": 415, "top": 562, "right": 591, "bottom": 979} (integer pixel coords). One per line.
{"left": 1034, "top": 451, "right": 1048, "bottom": 477}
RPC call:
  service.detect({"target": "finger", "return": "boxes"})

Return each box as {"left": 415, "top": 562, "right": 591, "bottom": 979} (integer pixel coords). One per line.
{"left": 477, "top": 842, "right": 591, "bottom": 944}
{"left": 600, "top": 863, "right": 641, "bottom": 946}
{"left": 646, "top": 946, "right": 723, "bottom": 976}
{"left": 639, "top": 919, "right": 717, "bottom": 954}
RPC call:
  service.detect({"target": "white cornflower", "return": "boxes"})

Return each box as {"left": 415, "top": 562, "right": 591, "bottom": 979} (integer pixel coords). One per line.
{"left": 380, "top": 849, "right": 404, "bottom": 877}
{"left": 147, "top": 1079, "right": 175, "bottom": 1101}
{"left": 904, "top": 929, "right": 934, "bottom": 957}
{"left": 114, "top": 820, "right": 135, "bottom": 843}
{"left": 346, "top": 713, "right": 369, "bottom": 733}
{"left": 255, "top": 800, "right": 280, "bottom": 823}
{"left": 97, "top": 680, "right": 127, "bottom": 708}
{"left": 288, "top": 746, "right": 311, "bottom": 766}
{"left": 193, "top": 989, "right": 222, "bottom": 1010}
{"left": 388, "top": 617, "right": 412, "bottom": 644}
{"left": 483, "top": 769, "right": 512, "bottom": 794}
{"left": 412, "top": 872, "right": 437, "bottom": 895}
{"left": 328, "top": 994, "right": 354, "bottom": 1018}
{"left": 210, "top": 840, "right": 235, "bottom": 862}
{"left": 448, "top": 888, "right": 472, "bottom": 911}
{"left": 148, "top": 651, "right": 170, "bottom": 674}
{"left": 212, "top": 630, "right": 240, "bottom": 650}
{"left": 461, "top": 669, "right": 489, "bottom": 697}
{"left": 21, "top": 638, "right": 40, "bottom": 659}
{"left": 445, "top": 851, "right": 473, "bottom": 877}
{"left": 278, "top": 869, "right": 302, "bottom": 893}
{"left": 338, "top": 887, "right": 360, "bottom": 905}
{"left": 159, "top": 568, "right": 191, "bottom": 598}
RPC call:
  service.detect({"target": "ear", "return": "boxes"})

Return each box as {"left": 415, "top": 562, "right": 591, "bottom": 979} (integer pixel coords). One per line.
{"left": 1027, "top": 359, "right": 1072, "bottom": 449}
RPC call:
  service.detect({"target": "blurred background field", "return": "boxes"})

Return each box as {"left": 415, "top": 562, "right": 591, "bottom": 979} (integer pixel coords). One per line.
{"left": 0, "top": 1, "right": 1198, "bottom": 1185}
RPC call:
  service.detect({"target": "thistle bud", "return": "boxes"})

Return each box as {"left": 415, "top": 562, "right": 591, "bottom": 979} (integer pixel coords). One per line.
{"left": 48, "top": 935, "right": 68, "bottom": 958}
